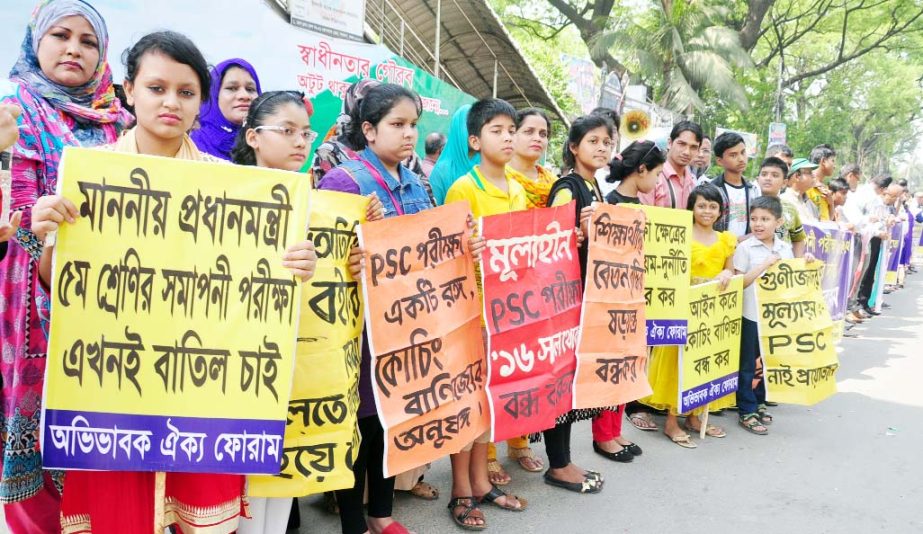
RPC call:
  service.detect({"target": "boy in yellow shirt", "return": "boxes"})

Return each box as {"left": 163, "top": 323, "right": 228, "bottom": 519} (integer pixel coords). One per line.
{"left": 445, "top": 98, "right": 530, "bottom": 529}
{"left": 446, "top": 101, "right": 527, "bottom": 215}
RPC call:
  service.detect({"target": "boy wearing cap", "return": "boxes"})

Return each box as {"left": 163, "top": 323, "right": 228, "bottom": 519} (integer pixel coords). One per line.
{"left": 783, "top": 158, "right": 820, "bottom": 222}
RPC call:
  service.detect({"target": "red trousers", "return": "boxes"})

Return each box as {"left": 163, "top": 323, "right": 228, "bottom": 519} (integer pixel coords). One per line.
{"left": 591, "top": 405, "right": 625, "bottom": 442}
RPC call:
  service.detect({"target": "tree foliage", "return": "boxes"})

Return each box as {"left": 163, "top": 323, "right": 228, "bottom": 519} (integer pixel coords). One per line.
{"left": 490, "top": 0, "right": 923, "bottom": 171}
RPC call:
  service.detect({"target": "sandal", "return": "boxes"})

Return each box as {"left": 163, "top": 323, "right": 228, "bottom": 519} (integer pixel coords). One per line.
{"left": 683, "top": 421, "right": 727, "bottom": 438}
{"left": 476, "top": 485, "right": 528, "bottom": 512}
{"left": 447, "top": 497, "right": 487, "bottom": 531}
{"left": 409, "top": 481, "right": 439, "bottom": 500}
{"left": 666, "top": 432, "right": 697, "bottom": 448}
{"left": 592, "top": 441, "right": 633, "bottom": 462}
{"left": 508, "top": 446, "right": 544, "bottom": 472}
{"left": 757, "top": 404, "right": 773, "bottom": 425}
{"left": 486, "top": 459, "right": 511, "bottom": 486}
{"left": 739, "top": 414, "right": 769, "bottom": 435}
{"left": 627, "top": 411, "right": 659, "bottom": 431}
{"left": 543, "top": 471, "right": 603, "bottom": 494}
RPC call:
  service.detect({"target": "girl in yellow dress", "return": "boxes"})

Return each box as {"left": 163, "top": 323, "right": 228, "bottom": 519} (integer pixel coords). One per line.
{"left": 642, "top": 184, "right": 737, "bottom": 448}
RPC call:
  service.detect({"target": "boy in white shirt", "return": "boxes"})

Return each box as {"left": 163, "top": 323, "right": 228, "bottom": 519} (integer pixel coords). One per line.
{"left": 732, "top": 196, "right": 815, "bottom": 435}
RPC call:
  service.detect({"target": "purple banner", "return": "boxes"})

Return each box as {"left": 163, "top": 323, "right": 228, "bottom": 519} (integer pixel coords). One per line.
{"left": 645, "top": 319, "right": 687, "bottom": 346}
{"left": 679, "top": 373, "right": 738, "bottom": 413}
{"left": 42, "top": 410, "right": 285, "bottom": 474}
{"left": 886, "top": 223, "right": 903, "bottom": 275}
{"left": 803, "top": 224, "right": 854, "bottom": 321}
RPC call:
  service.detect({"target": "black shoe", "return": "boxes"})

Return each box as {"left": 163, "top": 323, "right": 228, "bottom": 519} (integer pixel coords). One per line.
{"left": 862, "top": 306, "right": 881, "bottom": 316}
{"left": 593, "top": 441, "right": 634, "bottom": 462}
{"left": 625, "top": 442, "right": 643, "bottom": 456}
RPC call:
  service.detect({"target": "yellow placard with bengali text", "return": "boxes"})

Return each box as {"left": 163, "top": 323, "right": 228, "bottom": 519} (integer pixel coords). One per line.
{"left": 678, "top": 277, "right": 743, "bottom": 412}
{"left": 42, "top": 147, "right": 309, "bottom": 474}
{"left": 630, "top": 205, "right": 692, "bottom": 346}
{"left": 249, "top": 190, "right": 366, "bottom": 496}
{"left": 756, "top": 259, "right": 839, "bottom": 406}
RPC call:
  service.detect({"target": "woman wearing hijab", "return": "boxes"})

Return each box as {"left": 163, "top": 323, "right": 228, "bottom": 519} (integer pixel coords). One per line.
{"left": 428, "top": 104, "right": 480, "bottom": 205}
{"left": 190, "top": 58, "right": 261, "bottom": 160}
{"left": 0, "top": 2, "right": 131, "bottom": 532}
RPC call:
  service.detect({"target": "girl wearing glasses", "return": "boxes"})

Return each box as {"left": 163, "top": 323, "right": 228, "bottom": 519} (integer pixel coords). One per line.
{"left": 230, "top": 90, "right": 382, "bottom": 534}
{"left": 191, "top": 58, "right": 261, "bottom": 160}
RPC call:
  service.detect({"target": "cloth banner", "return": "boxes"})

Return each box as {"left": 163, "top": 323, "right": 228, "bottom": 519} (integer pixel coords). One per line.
{"left": 803, "top": 223, "right": 854, "bottom": 322}
{"left": 574, "top": 204, "right": 650, "bottom": 409}
{"left": 42, "top": 148, "right": 310, "bottom": 473}
{"left": 249, "top": 190, "right": 366, "bottom": 497}
{"left": 481, "top": 203, "right": 581, "bottom": 441}
{"left": 757, "top": 260, "right": 839, "bottom": 405}
{"left": 633, "top": 205, "right": 691, "bottom": 345}
{"left": 359, "top": 202, "right": 488, "bottom": 478}
{"left": 885, "top": 222, "right": 903, "bottom": 285}
{"left": 678, "top": 278, "right": 743, "bottom": 413}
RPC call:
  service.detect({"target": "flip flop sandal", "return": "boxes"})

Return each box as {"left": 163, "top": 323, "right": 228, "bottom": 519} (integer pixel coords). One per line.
{"left": 476, "top": 485, "right": 528, "bottom": 512}
{"left": 666, "top": 432, "right": 698, "bottom": 448}
{"left": 739, "top": 414, "right": 769, "bottom": 435}
{"left": 543, "top": 471, "right": 603, "bottom": 494}
{"left": 592, "top": 441, "right": 633, "bottom": 463}
{"left": 683, "top": 422, "right": 727, "bottom": 438}
{"left": 508, "top": 446, "right": 544, "bottom": 472}
{"left": 757, "top": 404, "right": 774, "bottom": 425}
{"left": 447, "top": 497, "right": 487, "bottom": 531}
{"left": 627, "top": 411, "right": 659, "bottom": 431}
{"left": 486, "top": 459, "right": 511, "bottom": 486}
{"left": 409, "top": 481, "right": 440, "bottom": 500}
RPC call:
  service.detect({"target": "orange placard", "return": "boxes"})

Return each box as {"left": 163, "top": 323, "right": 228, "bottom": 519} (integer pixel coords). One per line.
{"left": 573, "top": 204, "right": 651, "bottom": 408}
{"left": 358, "top": 202, "right": 488, "bottom": 477}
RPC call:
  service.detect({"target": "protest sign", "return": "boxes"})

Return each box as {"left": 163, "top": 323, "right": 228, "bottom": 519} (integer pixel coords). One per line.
{"left": 678, "top": 278, "right": 743, "bottom": 413}
{"left": 42, "top": 148, "right": 310, "bottom": 474}
{"left": 803, "top": 223, "right": 854, "bottom": 322}
{"left": 757, "top": 260, "right": 839, "bottom": 405}
{"left": 574, "top": 204, "right": 649, "bottom": 409}
{"left": 249, "top": 190, "right": 365, "bottom": 497}
{"left": 359, "top": 202, "right": 488, "bottom": 478}
{"left": 885, "top": 222, "right": 903, "bottom": 285}
{"left": 633, "top": 205, "right": 691, "bottom": 345}
{"left": 481, "top": 203, "right": 581, "bottom": 441}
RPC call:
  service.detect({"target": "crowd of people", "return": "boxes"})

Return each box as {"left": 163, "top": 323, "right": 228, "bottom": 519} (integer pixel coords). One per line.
{"left": 0, "top": 1, "right": 920, "bottom": 534}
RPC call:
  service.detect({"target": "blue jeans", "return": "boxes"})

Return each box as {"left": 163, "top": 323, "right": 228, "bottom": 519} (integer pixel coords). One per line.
{"left": 737, "top": 318, "right": 766, "bottom": 416}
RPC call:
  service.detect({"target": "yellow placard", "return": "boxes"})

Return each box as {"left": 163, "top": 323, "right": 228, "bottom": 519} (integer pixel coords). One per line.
{"left": 678, "top": 277, "right": 743, "bottom": 412}
{"left": 42, "top": 147, "right": 309, "bottom": 474}
{"left": 630, "top": 205, "right": 692, "bottom": 346}
{"left": 249, "top": 190, "right": 366, "bottom": 496}
{"left": 756, "top": 259, "right": 839, "bottom": 406}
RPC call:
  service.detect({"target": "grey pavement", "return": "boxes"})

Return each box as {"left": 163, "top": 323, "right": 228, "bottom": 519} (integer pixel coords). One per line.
{"left": 292, "top": 274, "right": 923, "bottom": 534}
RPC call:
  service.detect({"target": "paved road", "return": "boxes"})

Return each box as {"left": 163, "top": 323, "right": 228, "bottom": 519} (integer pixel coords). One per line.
{"left": 2, "top": 277, "right": 920, "bottom": 534}
{"left": 291, "top": 274, "right": 923, "bottom": 533}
